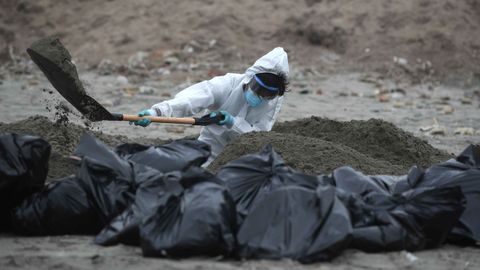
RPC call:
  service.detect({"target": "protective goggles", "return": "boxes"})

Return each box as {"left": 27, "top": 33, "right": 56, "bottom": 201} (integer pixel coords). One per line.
{"left": 247, "top": 74, "right": 281, "bottom": 100}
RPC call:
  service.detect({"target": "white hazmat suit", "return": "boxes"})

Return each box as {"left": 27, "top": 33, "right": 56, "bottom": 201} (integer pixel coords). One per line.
{"left": 150, "top": 47, "right": 289, "bottom": 165}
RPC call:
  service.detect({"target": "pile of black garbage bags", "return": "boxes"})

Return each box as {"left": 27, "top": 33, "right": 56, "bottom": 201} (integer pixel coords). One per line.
{"left": 1, "top": 132, "right": 479, "bottom": 263}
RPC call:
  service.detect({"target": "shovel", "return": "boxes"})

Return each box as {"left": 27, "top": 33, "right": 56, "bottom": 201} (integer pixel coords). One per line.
{"left": 26, "top": 37, "right": 223, "bottom": 126}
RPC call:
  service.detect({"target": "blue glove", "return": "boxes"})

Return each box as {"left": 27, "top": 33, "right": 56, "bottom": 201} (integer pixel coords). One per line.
{"left": 130, "top": 109, "right": 155, "bottom": 127}
{"left": 210, "top": 110, "right": 234, "bottom": 127}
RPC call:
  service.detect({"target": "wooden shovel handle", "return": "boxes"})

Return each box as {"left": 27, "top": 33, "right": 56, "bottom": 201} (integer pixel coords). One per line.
{"left": 121, "top": 114, "right": 196, "bottom": 125}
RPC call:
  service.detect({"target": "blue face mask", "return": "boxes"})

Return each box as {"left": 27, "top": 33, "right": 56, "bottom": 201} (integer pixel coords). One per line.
{"left": 244, "top": 89, "right": 265, "bottom": 107}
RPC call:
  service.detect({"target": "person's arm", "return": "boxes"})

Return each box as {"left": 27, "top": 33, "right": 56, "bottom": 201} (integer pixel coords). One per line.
{"left": 150, "top": 74, "right": 234, "bottom": 117}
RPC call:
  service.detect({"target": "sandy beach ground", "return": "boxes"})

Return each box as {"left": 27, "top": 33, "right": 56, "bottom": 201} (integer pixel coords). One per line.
{"left": 1, "top": 65, "right": 479, "bottom": 270}
{"left": 0, "top": 234, "right": 478, "bottom": 270}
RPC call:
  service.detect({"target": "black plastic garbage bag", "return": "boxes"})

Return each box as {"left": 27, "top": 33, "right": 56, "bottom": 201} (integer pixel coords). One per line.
{"left": 402, "top": 144, "right": 480, "bottom": 243}
{"left": 331, "top": 166, "right": 416, "bottom": 195}
{"left": 73, "top": 133, "right": 139, "bottom": 226}
{"left": 11, "top": 133, "right": 140, "bottom": 235}
{"left": 0, "top": 133, "right": 51, "bottom": 230}
{"left": 383, "top": 165, "right": 425, "bottom": 195}
{"left": 95, "top": 169, "right": 180, "bottom": 246}
{"left": 140, "top": 167, "right": 237, "bottom": 258}
{"left": 399, "top": 187, "right": 466, "bottom": 247}
{"left": 93, "top": 136, "right": 212, "bottom": 242}
{"left": 216, "top": 144, "right": 320, "bottom": 226}
{"left": 236, "top": 184, "right": 351, "bottom": 263}
{"left": 12, "top": 133, "right": 208, "bottom": 237}
{"left": 114, "top": 139, "right": 211, "bottom": 173}
{"left": 340, "top": 185, "right": 465, "bottom": 252}
{"left": 12, "top": 175, "right": 101, "bottom": 235}
{"left": 74, "top": 133, "right": 134, "bottom": 181}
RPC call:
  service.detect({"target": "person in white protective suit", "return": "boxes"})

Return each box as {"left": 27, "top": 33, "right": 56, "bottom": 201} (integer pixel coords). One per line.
{"left": 132, "top": 47, "right": 289, "bottom": 166}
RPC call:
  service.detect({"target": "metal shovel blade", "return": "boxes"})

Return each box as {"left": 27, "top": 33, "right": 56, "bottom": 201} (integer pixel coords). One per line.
{"left": 27, "top": 37, "right": 115, "bottom": 121}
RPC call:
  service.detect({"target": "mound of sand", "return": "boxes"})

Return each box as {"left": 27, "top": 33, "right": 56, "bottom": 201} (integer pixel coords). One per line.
{"left": 209, "top": 131, "right": 405, "bottom": 175}
{"left": 209, "top": 117, "right": 451, "bottom": 175}
{"left": 273, "top": 117, "right": 450, "bottom": 169}
{"left": 0, "top": 115, "right": 166, "bottom": 180}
